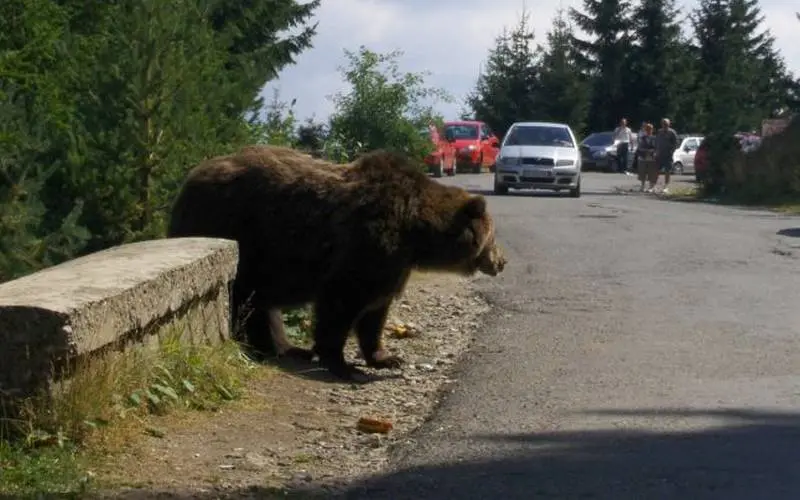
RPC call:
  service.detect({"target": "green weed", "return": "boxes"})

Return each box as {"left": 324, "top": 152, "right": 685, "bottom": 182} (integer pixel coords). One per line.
{"left": 0, "top": 327, "right": 262, "bottom": 496}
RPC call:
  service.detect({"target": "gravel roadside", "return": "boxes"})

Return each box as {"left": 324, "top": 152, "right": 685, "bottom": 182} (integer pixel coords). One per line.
{"left": 87, "top": 272, "right": 491, "bottom": 499}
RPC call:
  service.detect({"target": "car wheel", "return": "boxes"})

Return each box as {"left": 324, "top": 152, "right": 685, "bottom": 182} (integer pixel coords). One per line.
{"left": 569, "top": 177, "right": 581, "bottom": 198}
{"left": 433, "top": 157, "right": 444, "bottom": 178}
{"left": 673, "top": 162, "right": 683, "bottom": 175}
{"left": 493, "top": 176, "right": 508, "bottom": 195}
{"left": 448, "top": 157, "right": 457, "bottom": 176}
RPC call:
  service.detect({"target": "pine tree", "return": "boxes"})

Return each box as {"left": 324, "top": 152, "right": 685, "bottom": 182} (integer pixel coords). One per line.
{"left": 295, "top": 117, "right": 328, "bottom": 155}
{"left": 534, "top": 8, "right": 591, "bottom": 135}
{"left": 569, "top": 0, "right": 635, "bottom": 131}
{"left": 208, "top": 0, "right": 321, "bottom": 117}
{"left": 694, "top": 0, "right": 793, "bottom": 133}
{"left": 628, "top": 0, "right": 693, "bottom": 130}
{"left": 36, "top": 0, "right": 321, "bottom": 251}
{"left": 467, "top": 9, "right": 541, "bottom": 138}
{"left": 0, "top": 1, "right": 91, "bottom": 281}
{"left": 728, "top": 0, "right": 793, "bottom": 123}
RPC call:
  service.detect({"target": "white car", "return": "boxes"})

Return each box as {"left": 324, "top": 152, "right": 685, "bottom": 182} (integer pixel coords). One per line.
{"left": 493, "top": 121, "right": 582, "bottom": 197}
{"left": 672, "top": 135, "right": 704, "bottom": 175}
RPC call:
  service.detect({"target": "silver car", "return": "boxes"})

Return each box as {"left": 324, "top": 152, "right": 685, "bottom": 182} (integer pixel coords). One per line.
{"left": 493, "top": 121, "right": 583, "bottom": 197}
{"left": 671, "top": 135, "right": 704, "bottom": 175}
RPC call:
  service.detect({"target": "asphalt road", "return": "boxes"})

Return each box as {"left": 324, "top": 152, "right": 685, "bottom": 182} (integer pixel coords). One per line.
{"left": 334, "top": 172, "right": 800, "bottom": 500}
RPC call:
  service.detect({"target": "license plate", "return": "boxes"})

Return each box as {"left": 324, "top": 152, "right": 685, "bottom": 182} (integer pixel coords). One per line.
{"left": 524, "top": 169, "right": 553, "bottom": 177}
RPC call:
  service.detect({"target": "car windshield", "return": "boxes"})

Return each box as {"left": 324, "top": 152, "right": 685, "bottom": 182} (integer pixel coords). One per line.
{"left": 444, "top": 124, "right": 479, "bottom": 140}
{"left": 504, "top": 125, "right": 574, "bottom": 148}
{"left": 582, "top": 132, "right": 613, "bottom": 146}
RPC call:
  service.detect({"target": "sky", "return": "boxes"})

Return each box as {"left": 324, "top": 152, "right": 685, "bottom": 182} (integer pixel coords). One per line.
{"left": 261, "top": 0, "right": 800, "bottom": 125}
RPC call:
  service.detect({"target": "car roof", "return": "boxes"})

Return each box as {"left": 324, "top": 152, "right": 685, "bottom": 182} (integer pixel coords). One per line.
{"left": 509, "top": 121, "right": 571, "bottom": 129}
{"left": 444, "top": 120, "right": 482, "bottom": 126}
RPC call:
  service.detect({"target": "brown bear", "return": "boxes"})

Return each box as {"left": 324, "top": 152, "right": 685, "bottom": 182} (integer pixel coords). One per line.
{"left": 167, "top": 144, "right": 506, "bottom": 381}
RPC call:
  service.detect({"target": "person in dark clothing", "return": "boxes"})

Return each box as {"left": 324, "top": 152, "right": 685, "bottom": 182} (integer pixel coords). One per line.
{"left": 655, "top": 118, "right": 679, "bottom": 194}
{"left": 636, "top": 122, "right": 658, "bottom": 192}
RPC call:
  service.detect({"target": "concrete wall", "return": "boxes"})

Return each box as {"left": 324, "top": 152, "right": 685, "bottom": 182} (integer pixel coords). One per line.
{"left": 0, "top": 237, "right": 238, "bottom": 405}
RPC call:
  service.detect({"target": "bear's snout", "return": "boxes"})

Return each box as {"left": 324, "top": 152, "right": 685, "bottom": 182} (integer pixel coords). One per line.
{"left": 476, "top": 243, "right": 507, "bottom": 276}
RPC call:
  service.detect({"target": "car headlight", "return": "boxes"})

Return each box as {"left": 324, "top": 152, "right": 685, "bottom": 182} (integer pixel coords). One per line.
{"left": 556, "top": 159, "right": 575, "bottom": 167}
{"left": 499, "top": 156, "right": 519, "bottom": 166}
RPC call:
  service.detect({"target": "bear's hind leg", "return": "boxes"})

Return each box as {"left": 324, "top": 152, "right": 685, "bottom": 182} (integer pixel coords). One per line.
{"left": 355, "top": 302, "right": 404, "bottom": 369}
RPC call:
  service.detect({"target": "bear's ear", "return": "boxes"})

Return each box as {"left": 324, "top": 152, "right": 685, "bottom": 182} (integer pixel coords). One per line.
{"left": 461, "top": 195, "right": 487, "bottom": 219}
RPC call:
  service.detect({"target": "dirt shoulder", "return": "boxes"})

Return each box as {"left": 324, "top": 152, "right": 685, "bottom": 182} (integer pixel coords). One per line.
{"left": 88, "top": 272, "right": 490, "bottom": 498}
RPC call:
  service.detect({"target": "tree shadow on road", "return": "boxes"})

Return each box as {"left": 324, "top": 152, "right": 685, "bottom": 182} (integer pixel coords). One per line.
{"left": 74, "top": 408, "right": 800, "bottom": 500}
{"left": 330, "top": 407, "right": 800, "bottom": 500}
{"left": 776, "top": 228, "right": 800, "bottom": 238}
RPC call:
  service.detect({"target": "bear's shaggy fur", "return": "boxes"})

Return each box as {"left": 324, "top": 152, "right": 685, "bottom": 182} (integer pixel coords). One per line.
{"left": 167, "top": 145, "right": 506, "bottom": 380}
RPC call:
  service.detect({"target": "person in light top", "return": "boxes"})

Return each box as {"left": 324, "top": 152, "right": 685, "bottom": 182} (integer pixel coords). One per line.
{"left": 612, "top": 117, "right": 634, "bottom": 175}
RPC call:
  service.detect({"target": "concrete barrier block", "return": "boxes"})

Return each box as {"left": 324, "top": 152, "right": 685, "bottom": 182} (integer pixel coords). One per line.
{"left": 0, "top": 237, "right": 238, "bottom": 403}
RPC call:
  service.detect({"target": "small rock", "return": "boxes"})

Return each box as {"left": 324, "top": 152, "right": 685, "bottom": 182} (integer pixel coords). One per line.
{"left": 361, "top": 434, "right": 385, "bottom": 448}
{"left": 244, "top": 452, "right": 271, "bottom": 470}
{"left": 292, "top": 471, "right": 313, "bottom": 482}
{"left": 417, "top": 363, "right": 436, "bottom": 372}
{"left": 218, "top": 464, "right": 235, "bottom": 470}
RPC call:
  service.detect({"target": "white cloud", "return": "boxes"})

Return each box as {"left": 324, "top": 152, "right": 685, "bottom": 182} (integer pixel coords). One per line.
{"left": 262, "top": 0, "right": 800, "bottom": 123}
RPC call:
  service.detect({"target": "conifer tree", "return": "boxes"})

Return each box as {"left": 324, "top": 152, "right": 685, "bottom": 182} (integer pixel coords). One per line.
{"left": 628, "top": 0, "right": 693, "bottom": 129}
{"left": 534, "top": 8, "right": 591, "bottom": 135}
{"left": 467, "top": 9, "right": 541, "bottom": 138}
{"left": 569, "top": 0, "right": 635, "bottom": 131}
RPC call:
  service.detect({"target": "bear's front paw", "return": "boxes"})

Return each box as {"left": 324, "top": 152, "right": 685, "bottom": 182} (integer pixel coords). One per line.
{"left": 325, "top": 360, "right": 371, "bottom": 383}
{"left": 367, "top": 354, "right": 404, "bottom": 369}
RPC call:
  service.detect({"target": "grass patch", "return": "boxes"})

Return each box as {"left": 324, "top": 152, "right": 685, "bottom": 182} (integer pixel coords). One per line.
{"left": 659, "top": 183, "right": 800, "bottom": 214}
{"left": 0, "top": 442, "right": 91, "bottom": 498}
{"left": 660, "top": 184, "right": 699, "bottom": 199}
{"left": 0, "top": 326, "right": 264, "bottom": 497}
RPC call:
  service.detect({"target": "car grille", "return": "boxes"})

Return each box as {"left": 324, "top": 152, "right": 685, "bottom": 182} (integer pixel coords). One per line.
{"left": 520, "top": 157, "right": 555, "bottom": 166}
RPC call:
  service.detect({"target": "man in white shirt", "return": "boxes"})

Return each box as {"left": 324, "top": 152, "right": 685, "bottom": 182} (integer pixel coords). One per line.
{"left": 612, "top": 118, "right": 634, "bottom": 175}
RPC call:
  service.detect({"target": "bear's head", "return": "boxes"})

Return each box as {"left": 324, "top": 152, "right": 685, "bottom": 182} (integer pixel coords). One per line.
{"left": 346, "top": 148, "right": 507, "bottom": 278}
{"left": 416, "top": 190, "right": 507, "bottom": 277}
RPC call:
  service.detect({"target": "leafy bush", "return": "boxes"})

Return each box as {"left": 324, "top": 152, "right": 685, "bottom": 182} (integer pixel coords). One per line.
{"left": 328, "top": 46, "right": 451, "bottom": 165}
{"left": 710, "top": 116, "right": 800, "bottom": 202}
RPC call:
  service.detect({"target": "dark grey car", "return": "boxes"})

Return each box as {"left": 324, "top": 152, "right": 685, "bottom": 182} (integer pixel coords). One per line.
{"left": 580, "top": 131, "right": 635, "bottom": 172}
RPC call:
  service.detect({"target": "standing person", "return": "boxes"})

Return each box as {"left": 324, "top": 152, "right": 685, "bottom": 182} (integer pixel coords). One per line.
{"left": 636, "top": 122, "right": 658, "bottom": 192}
{"left": 655, "top": 118, "right": 679, "bottom": 194}
{"left": 612, "top": 118, "right": 634, "bottom": 175}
